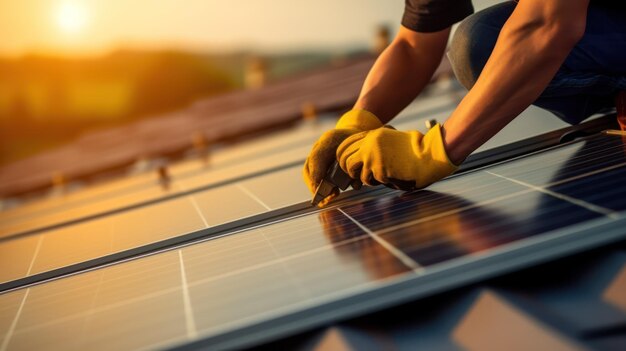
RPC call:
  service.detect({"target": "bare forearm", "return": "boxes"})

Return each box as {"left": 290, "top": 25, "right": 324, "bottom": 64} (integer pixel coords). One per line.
{"left": 443, "top": 0, "right": 589, "bottom": 165}
{"left": 354, "top": 27, "right": 450, "bottom": 124}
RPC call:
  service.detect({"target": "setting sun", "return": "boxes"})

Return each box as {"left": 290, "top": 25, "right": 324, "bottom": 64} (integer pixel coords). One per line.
{"left": 56, "top": 1, "right": 88, "bottom": 33}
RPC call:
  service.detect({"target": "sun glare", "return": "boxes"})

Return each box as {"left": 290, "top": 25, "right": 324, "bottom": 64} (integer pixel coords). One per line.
{"left": 56, "top": 1, "right": 88, "bottom": 33}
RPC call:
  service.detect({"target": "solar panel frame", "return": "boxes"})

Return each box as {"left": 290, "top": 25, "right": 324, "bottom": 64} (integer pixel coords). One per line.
{"left": 0, "top": 116, "right": 618, "bottom": 294}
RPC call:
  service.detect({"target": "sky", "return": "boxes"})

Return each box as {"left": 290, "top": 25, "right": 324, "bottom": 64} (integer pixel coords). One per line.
{"left": 0, "top": 0, "right": 408, "bottom": 57}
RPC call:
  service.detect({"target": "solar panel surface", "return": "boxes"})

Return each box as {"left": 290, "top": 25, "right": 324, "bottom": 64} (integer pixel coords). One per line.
{"left": 0, "top": 164, "right": 312, "bottom": 285}
{"left": 1, "top": 133, "right": 623, "bottom": 351}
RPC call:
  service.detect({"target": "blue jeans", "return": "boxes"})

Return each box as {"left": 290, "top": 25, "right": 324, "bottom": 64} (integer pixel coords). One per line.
{"left": 448, "top": 1, "right": 626, "bottom": 125}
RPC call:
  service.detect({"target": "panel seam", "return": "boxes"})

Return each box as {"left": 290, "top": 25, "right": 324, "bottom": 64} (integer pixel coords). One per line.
{"left": 177, "top": 183, "right": 210, "bottom": 228}
{"left": 178, "top": 250, "right": 198, "bottom": 339}
{"left": 237, "top": 184, "right": 272, "bottom": 211}
{"left": 0, "top": 288, "right": 29, "bottom": 351}
{"left": 26, "top": 236, "right": 43, "bottom": 276}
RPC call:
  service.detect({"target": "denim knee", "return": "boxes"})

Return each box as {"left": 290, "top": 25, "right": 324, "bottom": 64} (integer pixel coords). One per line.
{"left": 448, "top": 2, "right": 515, "bottom": 90}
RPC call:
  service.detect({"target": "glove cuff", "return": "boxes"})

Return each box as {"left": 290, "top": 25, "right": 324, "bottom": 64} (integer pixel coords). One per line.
{"left": 335, "top": 109, "right": 383, "bottom": 131}
{"left": 423, "top": 124, "right": 459, "bottom": 174}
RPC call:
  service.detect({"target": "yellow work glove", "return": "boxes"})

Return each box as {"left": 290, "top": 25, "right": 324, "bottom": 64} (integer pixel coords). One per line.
{"left": 303, "top": 109, "right": 383, "bottom": 206}
{"left": 336, "top": 124, "right": 458, "bottom": 191}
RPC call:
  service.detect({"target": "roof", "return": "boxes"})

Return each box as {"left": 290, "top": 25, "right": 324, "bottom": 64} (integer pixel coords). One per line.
{"left": 0, "top": 56, "right": 452, "bottom": 198}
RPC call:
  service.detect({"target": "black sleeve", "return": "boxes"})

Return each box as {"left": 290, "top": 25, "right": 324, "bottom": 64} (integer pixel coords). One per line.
{"left": 402, "top": 0, "right": 474, "bottom": 33}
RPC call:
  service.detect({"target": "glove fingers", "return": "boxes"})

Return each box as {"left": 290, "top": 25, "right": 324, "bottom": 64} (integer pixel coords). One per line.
{"left": 336, "top": 132, "right": 367, "bottom": 160}
{"left": 344, "top": 152, "right": 365, "bottom": 181}
{"left": 304, "top": 137, "right": 340, "bottom": 194}
{"left": 367, "top": 174, "right": 381, "bottom": 186}
{"left": 351, "top": 179, "right": 362, "bottom": 190}
{"left": 337, "top": 132, "right": 367, "bottom": 178}
{"left": 360, "top": 168, "right": 381, "bottom": 186}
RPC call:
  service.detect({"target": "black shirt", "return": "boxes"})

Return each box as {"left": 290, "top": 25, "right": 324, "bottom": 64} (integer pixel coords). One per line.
{"left": 402, "top": 0, "right": 626, "bottom": 33}
{"left": 402, "top": 0, "right": 474, "bottom": 33}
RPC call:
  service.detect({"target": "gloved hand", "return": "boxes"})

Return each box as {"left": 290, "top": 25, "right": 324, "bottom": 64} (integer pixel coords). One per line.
{"left": 336, "top": 124, "right": 458, "bottom": 191}
{"left": 303, "top": 109, "right": 383, "bottom": 206}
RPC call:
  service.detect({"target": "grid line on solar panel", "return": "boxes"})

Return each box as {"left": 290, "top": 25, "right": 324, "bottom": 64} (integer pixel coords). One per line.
{"left": 24, "top": 237, "right": 42, "bottom": 277}
{"left": 177, "top": 250, "right": 198, "bottom": 340}
{"left": 237, "top": 184, "right": 272, "bottom": 211}
{"left": 177, "top": 184, "right": 210, "bottom": 229}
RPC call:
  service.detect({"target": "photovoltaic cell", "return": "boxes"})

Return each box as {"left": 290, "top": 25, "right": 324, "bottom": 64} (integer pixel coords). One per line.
{"left": 0, "top": 197, "right": 207, "bottom": 284}
{"left": 549, "top": 165, "right": 626, "bottom": 211}
{"left": 0, "top": 134, "right": 623, "bottom": 350}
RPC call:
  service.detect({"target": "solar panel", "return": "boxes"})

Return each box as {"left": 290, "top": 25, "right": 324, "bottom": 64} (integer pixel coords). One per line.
{"left": 0, "top": 93, "right": 458, "bottom": 239}
{"left": 1, "top": 132, "right": 623, "bottom": 351}
{"left": 0, "top": 115, "right": 615, "bottom": 292}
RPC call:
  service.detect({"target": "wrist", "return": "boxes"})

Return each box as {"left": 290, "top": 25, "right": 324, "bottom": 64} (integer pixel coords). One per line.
{"left": 440, "top": 123, "right": 467, "bottom": 166}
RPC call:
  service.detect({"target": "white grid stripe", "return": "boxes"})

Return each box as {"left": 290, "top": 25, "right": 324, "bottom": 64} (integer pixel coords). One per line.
{"left": 175, "top": 183, "right": 210, "bottom": 228}
{"left": 25, "top": 236, "right": 43, "bottom": 276}
{"left": 237, "top": 184, "right": 272, "bottom": 211}
{"left": 178, "top": 250, "right": 198, "bottom": 339}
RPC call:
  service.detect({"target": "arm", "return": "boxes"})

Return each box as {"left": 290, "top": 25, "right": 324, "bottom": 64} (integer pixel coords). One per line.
{"left": 354, "top": 26, "right": 451, "bottom": 124}
{"left": 443, "top": 0, "right": 589, "bottom": 165}
{"left": 303, "top": 26, "right": 450, "bottom": 204}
